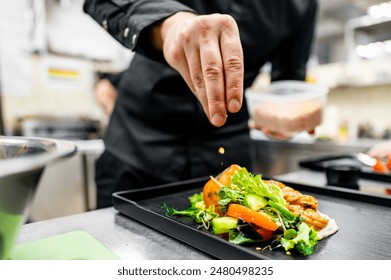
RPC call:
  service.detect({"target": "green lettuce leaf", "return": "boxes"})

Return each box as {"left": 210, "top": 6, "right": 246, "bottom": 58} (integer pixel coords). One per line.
{"left": 189, "top": 192, "right": 205, "bottom": 209}
{"left": 280, "top": 222, "right": 319, "bottom": 256}
{"left": 231, "top": 168, "right": 286, "bottom": 206}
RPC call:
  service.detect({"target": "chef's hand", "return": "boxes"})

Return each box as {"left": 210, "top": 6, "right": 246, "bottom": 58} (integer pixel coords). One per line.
{"left": 152, "top": 12, "right": 244, "bottom": 127}
{"left": 250, "top": 123, "right": 316, "bottom": 141}
{"left": 368, "top": 140, "right": 391, "bottom": 158}
{"left": 94, "top": 79, "right": 117, "bottom": 115}
{"left": 249, "top": 101, "right": 322, "bottom": 140}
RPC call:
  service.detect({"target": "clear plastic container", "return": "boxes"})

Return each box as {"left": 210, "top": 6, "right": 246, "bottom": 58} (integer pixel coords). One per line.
{"left": 245, "top": 80, "right": 329, "bottom": 138}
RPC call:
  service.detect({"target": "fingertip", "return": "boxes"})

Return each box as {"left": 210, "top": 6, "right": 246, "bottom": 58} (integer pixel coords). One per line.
{"left": 228, "top": 98, "right": 241, "bottom": 113}
{"left": 211, "top": 113, "right": 226, "bottom": 127}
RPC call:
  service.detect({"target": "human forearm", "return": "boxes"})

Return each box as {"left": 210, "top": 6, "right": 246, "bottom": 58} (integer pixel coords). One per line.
{"left": 83, "top": 0, "right": 195, "bottom": 55}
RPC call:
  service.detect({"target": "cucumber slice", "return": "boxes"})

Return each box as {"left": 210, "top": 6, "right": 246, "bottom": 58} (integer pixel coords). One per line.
{"left": 211, "top": 217, "right": 238, "bottom": 234}
{"left": 243, "top": 193, "right": 268, "bottom": 210}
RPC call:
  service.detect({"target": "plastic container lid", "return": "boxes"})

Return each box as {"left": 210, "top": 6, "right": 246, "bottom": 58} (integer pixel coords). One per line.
{"left": 245, "top": 80, "right": 328, "bottom": 103}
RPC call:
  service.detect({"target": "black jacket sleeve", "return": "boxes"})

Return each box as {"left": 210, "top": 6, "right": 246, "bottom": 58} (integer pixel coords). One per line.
{"left": 271, "top": 0, "right": 318, "bottom": 81}
{"left": 83, "top": 0, "right": 196, "bottom": 61}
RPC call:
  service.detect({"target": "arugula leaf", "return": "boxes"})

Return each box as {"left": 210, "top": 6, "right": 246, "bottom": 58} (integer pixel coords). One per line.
{"left": 163, "top": 193, "right": 219, "bottom": 229}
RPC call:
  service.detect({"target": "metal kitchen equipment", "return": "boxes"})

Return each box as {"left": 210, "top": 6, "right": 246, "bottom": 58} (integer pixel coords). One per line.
{"left": 17, "top": 116, "right": 101, "bottom": 140}
{"left": 299, "top": 154, "right": 391, "bottom": 183}
{"left": 0, "top": 136, "right": 77, "bottom": 259}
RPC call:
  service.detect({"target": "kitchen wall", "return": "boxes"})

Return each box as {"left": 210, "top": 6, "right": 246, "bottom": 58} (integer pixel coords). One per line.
{"left": 310, "top": 58, "right": 391, "bottom": 141}
{"left": 326, "top": 84, "right": 391, "bottom": 138}
{"left": 2, "top": 54, "right": 105, "bottom": 135}
{"left": 0, "top": 0, "right": 133, "bottom": 136}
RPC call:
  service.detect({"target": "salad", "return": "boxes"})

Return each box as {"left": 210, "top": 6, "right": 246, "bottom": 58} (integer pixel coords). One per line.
{"left": 164, "top": 164, "right": 337, "bottom": 256}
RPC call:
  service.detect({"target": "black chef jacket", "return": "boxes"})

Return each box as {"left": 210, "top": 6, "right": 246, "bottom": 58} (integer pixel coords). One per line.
{"left": 84, "top": 0, "right": 318, "bottom": 208}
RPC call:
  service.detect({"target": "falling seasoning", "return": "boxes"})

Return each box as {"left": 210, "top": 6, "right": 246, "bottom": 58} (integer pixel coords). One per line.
{"left": 218, "top": 147, "right": 225, "bottom": 166}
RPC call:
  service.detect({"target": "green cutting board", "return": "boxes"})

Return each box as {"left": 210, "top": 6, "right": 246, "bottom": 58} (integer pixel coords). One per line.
{"left": 11, "top": 231, "right": 119, "bottom": 260}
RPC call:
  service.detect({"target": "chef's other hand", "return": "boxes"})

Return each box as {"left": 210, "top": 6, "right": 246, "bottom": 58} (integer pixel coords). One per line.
{"left": 368, "top": 140, "right": 391, "bottom": 158}
{"left": 152, "top": 12, "right": 244, "bottom": 127}
{"left": 94, "top": 79, "right": 117, "bottom": 115}
{"left": 250, "top": 102, "right": 322, "bottom": 140}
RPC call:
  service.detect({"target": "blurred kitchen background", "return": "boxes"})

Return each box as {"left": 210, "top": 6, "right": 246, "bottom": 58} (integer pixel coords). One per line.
{"left": 1, "top": 0, "right": 391, "bottom": 220}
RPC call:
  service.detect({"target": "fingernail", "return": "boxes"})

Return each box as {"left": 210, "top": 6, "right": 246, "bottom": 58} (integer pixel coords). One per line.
{"left": 228, "top": 98, "right": 241, "bottom": 112}
{"left": 212, "top": 113, "right": 225, "bottom": 127}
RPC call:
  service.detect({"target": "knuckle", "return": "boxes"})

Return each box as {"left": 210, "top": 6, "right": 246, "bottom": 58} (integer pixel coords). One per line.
{"left": 219, "top": 14, "right": 235, "bottom": 29}
{"left": 208, "top": 99, "right": 225, "bottom": 112}
{"left": 227, "top": 81, "right": 242, "bottom": 93}
{"left": 196, "top": 18, "right": 212, "bottom": 37}
{"left": 207, "top": 91, "right": 224, "bottom": 106}
{"left": 170, "top": 50, "right": 182, "bottom": 63}
{"left": 198, "top": 17, "right": 212, "bottom": 30}
{"left": 225, "top": 56, "right": 243, "bottom": 72}
{"left": 204, "top": 65, "right": 223, "bottom": 81}
{"left": 178, "top": 29, "right": 192, "bottom": 44}
{"left": 192, "top": 75, "right": 204, "bottom": 89}
{"left": 166, "top": 45, "right": 183, "bottom": 62}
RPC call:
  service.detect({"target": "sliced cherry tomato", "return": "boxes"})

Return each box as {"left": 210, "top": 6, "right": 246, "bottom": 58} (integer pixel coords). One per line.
{"left": 203, "top": 164, "right": 242, "bottom": 215}
{"left": 203, "top": 179, "right": 221, "bottom": 209}
{"left": 254, "top": 226, "right": 275, "bottom": 241}
{"left": 386, "top": 155, "right": 391, "bottom": 171}
{"left": 373, "top": 158, "right": 388, "bottom": 173}
{"left": 217, "top": 164, "right": 242, "bottom": 186}
{"left": 226, "top": 204, "right": 279, "bottom": 231}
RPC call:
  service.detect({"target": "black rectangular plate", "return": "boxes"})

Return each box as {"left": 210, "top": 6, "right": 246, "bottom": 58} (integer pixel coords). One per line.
{"left": 113, "top": 177, "right": 391, "bottom": 260}
{"left": 299, "top": 154, "right": 391, "bottom": 183}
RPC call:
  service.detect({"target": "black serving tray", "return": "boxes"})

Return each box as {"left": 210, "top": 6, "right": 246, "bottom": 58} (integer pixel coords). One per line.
{"left": 299, "top": 154, "right": 391, "bottom": 183}
{"left": 113, "top": 176, "right": 391, "bottom": 260}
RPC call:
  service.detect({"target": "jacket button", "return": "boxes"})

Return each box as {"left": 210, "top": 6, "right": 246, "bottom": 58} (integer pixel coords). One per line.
{"left": 132, "top": 34, "right": 137, "bottom": 45}
{"left": 123, "top": 27, "right": 130, "bottom": 38}
{"left": 102, "top": 20, "right": 108, "bottom": 30}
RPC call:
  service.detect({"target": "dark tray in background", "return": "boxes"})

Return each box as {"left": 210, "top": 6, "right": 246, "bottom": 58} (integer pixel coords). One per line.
{"left": 113, "top": 177, "right": 391, "bottom": 260}
{"left": 299, "top": 154, "right": 391, "bottom": 183}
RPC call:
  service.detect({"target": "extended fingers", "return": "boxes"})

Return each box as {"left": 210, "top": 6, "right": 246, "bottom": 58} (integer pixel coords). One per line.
{"left": 198, "top": 15, "right": 243, "bottom": 126}
{"left": 162, "top": 14, "right": 244, "bottom": 127}
{"left": 219, "top": 15, "right": 243, "bottom": 113}
{"left": 199, "top": 37, "right": 226, "bottom": 126}
{"left": 184, "top": 44, "right": 211, "bottom": 119}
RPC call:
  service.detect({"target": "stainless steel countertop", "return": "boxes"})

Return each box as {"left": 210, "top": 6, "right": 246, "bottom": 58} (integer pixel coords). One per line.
{"left": 17, "top": 167, "right": 391, "bottom": 260}
{"left": 17, "top": 207, "right": 212, "bottom": 260}
{"left": 252, "top": 137, "right": 379, "bottom": 177}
